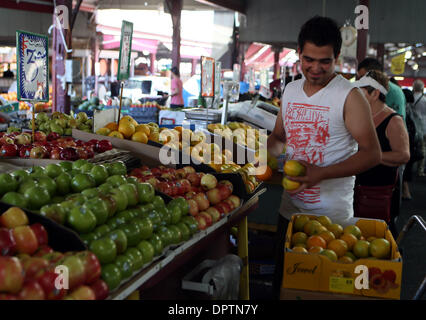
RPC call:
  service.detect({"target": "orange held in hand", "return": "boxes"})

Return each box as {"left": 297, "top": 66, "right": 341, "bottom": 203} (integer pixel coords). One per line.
{"left": 282, "top": 177, "right": 301, "bottom": 191}
{"left": 284, "top": 160, "right": 306, "bottom": 177}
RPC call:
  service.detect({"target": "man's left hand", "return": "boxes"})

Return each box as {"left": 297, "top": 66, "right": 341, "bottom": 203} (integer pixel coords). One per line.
{"left": 285, "top": 160, "right": 325, "bottom": 194}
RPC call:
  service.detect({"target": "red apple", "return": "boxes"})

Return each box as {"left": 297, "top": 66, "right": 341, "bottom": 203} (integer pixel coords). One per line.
{"left": 47, "top": 132, "right": 60, "bottom": 141}
{"left": 34, "top": 131, "right": 47, "bottom": 142}
{"left": 151, "top": 167, "right": 161, "bottom": 176}
{"left": 95, "top": 140, "right": 113, "bottom": 153}
{"left": 187, "top": 199, "right": 199, "bottom": 216}
{"left": 178, "top": 179, "right": 191, "bottom": 193}
{"left": 22, "top": 257, "right": 49, "bottom": 280}
{"left": 206, "top": 207, "right": 221, "bottom": 223}
{"left": 14, "top": 133, "right": 32, "bottom": 145}
{"left": 218, "top": 180, "right": 234, "bottom": 193}
{"left": 227, "top": 195, "right": 241, "bottom": 208}
{"left": 76, "top": 251, "right": 101, "bottom": 284}
{"left": 198, "top": 211, "right": 213, "bottom": 227}
{"left": 0, "top": 293, "right": 17, "bottom": 300}
{"left": 186, "top": 172, "right": 200, "bottom": 186}
{"left": 35, "top": 269, "right": 67, "bottom": 300}
{"left": 76, "top": 148, "right": 90, "bottom": 160}
{"left": 214, "top": 204, "right": 226, "bottom": 219}
{"left": 194, "top": 215, "right": 207, "bottom": 230}
{"left": 18, "top": 280, "right": 45, "bottom": 300}
{"left": 50, "top": 147, "right": 63, "bottom": 160}
{"left": 89, "top": 279, "right": 109, "bottom": 300}
{"left": 19, "top": 144, "right": 32, "bottom": 158}
{"left": 30, "top": 223, "right": 48, "bottom": 247}
{"left": 0, "top": 256, "right": 24, "bottom": 293}
{"left": 145, "top": 177, "right": 159, "bottom": 188}
{"left": 60, "top": 255, "right": 86, "bottom": 290}
{"left": 0, "top": 207, "right": 28, "bottom": 229}
{"left": 69, "top": 285, "right": 95, "bottom": 300}
{"left": 207, "top": 188, "right": 221, "bottom": 205}
{"left": 33, "top": 245, "right": 54, "bottom": 257}
{"left": 0, "top": 136, "right": 14, "bottom": 145}
{"left": 60, "top": 147, "right": 79, "bottom": 161}
{"left": 175, "top": 168, "right": 187, "bottom": 179}
{"left": 217, "top": 184, "right": 232, "bottom": 201}
{"left": 12, "top": 226, "right": 39, "bottom": 255}
{"left": 184, "top": 191, "right": 197, "bottom": 200}
{"left": 193, "top": 193, "right": 210, "bottom": 211}
{"left": 1, "top": 143, "right": 18, "bottom": 157}
{"left": 183, "top": 166, "right": 196, "bottom": 175}
{"left": 157, "top": 181, "right": 172, "bottom": 195}
{"left": 130, "top": 168, "right": 143, "bottom": 177}
{"left": 223, "top": 198, "right": 236, "bottom": 211}
{"left": 30, "top": 146, "right": 47, "bottom": 159}
{"left": 42, "top": 252, "right": 64, "bottom": 265}
{"left": 0, "top": 228, "right": 16, "bottom": 256}
{"left": 216, "top": 202, "right": 232, "bottom": 215}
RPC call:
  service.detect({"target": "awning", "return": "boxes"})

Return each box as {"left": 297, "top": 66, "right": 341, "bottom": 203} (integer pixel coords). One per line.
{"left": 244, "top": 43, "right": 293, "bottom": 69}
{"left": 102, "top": 34, "right": 159, "bottom": 54}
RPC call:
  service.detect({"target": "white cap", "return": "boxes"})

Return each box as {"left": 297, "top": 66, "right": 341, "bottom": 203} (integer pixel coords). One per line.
{"left": 353, "top": 75, "right": 388, "bottom": 95}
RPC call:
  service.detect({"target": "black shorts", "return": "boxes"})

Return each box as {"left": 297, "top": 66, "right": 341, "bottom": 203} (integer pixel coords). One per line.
{"left": 170, "top": 104, "right": 184, "bottom": 109}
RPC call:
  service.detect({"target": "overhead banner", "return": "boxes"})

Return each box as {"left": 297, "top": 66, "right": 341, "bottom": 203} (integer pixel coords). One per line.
{"left": 201, "top": 56, "right": 215, "bottom": 97}
{"left": 16, "top": 30, "right": 49, "bottom": 102}
{"left": 391, "top": 54, "right": 405, "bottom": 75}
{"left": 118, "top": 20, "right": 134, "bottom": 81}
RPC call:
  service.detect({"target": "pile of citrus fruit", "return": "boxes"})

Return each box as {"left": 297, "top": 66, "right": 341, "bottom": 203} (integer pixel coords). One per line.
{"left": 290, "top": 214, "right": 392, "bottom": 263}
{"left": 96, "top": 116, "right": 159, "bottom": 145}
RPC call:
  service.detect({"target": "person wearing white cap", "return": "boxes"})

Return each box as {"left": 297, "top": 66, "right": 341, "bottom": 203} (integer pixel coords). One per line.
{"left": 353, "top": 70, "right": 410, "bottom": 233}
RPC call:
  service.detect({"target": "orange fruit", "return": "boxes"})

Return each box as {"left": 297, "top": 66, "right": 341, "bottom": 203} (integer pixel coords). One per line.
{"left": 96, "top": 128, "right": 111, "bottom": 136}
{"left": 120, "top": 115, "right": 138, "bottom": 127}
{"left": 327, "top": 223, "right": 343, "bottom": 238}
{"left": 282, "top": 177, "right": 301, "bottom": 191}
{"left": 343, "top": 225, "right": 362, "bottom": 239}
{"left": 344, "top": 252, "right": 357, "bottom": 261}
{"left": 320, "top": 249, "right": 338, "bottom": 262}
{"left": 291, "top": 232, "right": 308, "bottom": 246}
{"left": 293, "top": 243, "right": 306, "bottom": 249}
{"left": 353, "top": 240, "right": 370, "bottom": 258}
{"left": 118, "top": 122, "right": 136, "bottom": 139}
{"left": 318, "top": 230, "right": 335, "bottom": 244}
{"left": 308, "top": 246, "right": 324, "bottom": 254}
{"left": 303, "top": 220, "right": 322, "bottom": 236}
{"left": 340, "top": 233, "right": 358, "bottom": 251}
{"left": 283, "top": 160, "right": 306, "bottom": 176}
{"left": 135, "top": 124, "right": 150, "bottom": 136}
{"left": 105, "top": 122, "right": 119, "bottom": 131}
{"left": 293, "top": 215, "right": 310, "bottom": 232}
{"left": 256, "top": 165, "right": 273, "bottom": 181}
{"left": 108, "top": 131, "right": 124, "bottom": 139}
{"left": 315, "top": 215, "right": 332, "bottom": 228}
{"left": 338, "top": 256, "right": 354, "bottom": 264}
{"left": 149, "top": 131, "right": 160, "bottom": 142}
{"left": 327, "top": 239, "right": 348, "bottom": 257}
{"left": 369, "top": 238, "right": 391, "bottom": 259}
{"left": 292, "top": 246, "right": 308, "bottom": 253}
{"left": 313, "top": 225, "right": 328, "bottom": 235}
{"left": 306, "top": 235, "right": 327, "bottom": 249}
{"left": 131, "top": 131, "right": 148, "bottom": 144}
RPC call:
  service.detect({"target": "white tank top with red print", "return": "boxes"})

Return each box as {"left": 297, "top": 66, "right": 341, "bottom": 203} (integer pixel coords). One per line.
{"left": 281, "top": 74, "right": 358, "bottom": 224}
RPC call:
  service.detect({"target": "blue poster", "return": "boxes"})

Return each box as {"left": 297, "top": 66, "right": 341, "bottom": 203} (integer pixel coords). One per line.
{"left": 16, "top": 30, "right": 49, "bottom": 102}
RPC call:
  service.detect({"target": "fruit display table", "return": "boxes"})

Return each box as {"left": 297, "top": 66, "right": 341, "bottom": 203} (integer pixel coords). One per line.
{"left": 107, "top": 191, "right": 263, "bottom": 300}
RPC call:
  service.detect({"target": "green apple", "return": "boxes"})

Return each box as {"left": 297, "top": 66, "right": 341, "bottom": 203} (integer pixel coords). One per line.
{"left": 65, "top": 194, "right": 87, "bottom": 205}
{"left": 176, "top": 222, "right": 191, "bottom": 241}
{"left": 181, "top": 216, "right": 199, "bottom": 235}
{"left": 148, "top": 234, "right": 163, "bottom": 256}
{"left": 28, "top": 166, "right": 46, "bottom": 178}
{"left": 115, "top": 210, "right": 136, "bottom": 223}
{"left": 99, "top": 195, "right": 117, "bottom": 217}
{"left": 36, "top": 176, "right": 57, "bottom": 197}
{"left": 79, "top": 163, "right": 94, "bottom": 173}
{"left": 118, "top": 183, "right": 138, "bottom": 206}
{"left": 108, "top": 189, "right": 128, "bottom": 212}
{"left": 114, "top": 254, "right": 133, "bottom": 280}
{"left": 152, "top": 195, "right": 165, "bottom": 209}
{"left": 98, "top": 183, "right": 113, "bottom": 194}
{"left": 79, "top": 232, "right": 98, "bottom": 246}
{"left": 147, "top": 210, "right": 162, "bottom": 233}
{"left": 40, "top": 204, "right": 67, "bottom": 225}
{"left": 72, "top": 159, "right": 89, "bottom": 170}
{"left": 83, "top": 198, "right": 109, "bottom": 225}
{"left": 168, "top": 225, "right": 183, "bottom": 244}
{"left": 157, "top": 226, "right": 174, "bottom": 247}
{"left": 107, "top": 161, "right": 127, "bottom": 176}
{"left": 0, "top": 173, "right": 19, "bottom": 196}
{"left": 157, "top": 207, "right": 171, "bottom": 226}
{"left": 168, "top": 197, "right": 189, "bottom": 216}
{"left": 24, "top": 186, "right": 51, "bottom": 210}
{"left": 55, "top": 172, "right": 72, "bottom": 196}
{"left": 136, "top": 183, "right": 155, "bottom": 204}
{"left": 90, "top": 165, "right": 109, "bottom": 186}
{"left": 119, "top": 223, "right": 142, "bottom": 247}
{"left": 18, "top": 178, "right": 38, "bottom": 194}
{"left": 71, "top": 173, "right": 96, "bottom": 193}
{"left": 138, "top": 203, "right": 154, "bottom": 216}
{"left": 168, "top": 205, "right": 182, "bottom": 225}
{"left": 106, "top": 175, "right": 127, "bottom": 187}
{"left": 90, "top": 237, "right": 117, "bottom": 264}
{"left": 10, "top": 170, "right": 29, "bottom": 185}
{"left": 67, "top": 206, "right": 97, "bottom": 234}
{"left": 59, "top": 161, "right": 73, "bottom": 172}
{"left": 124, "top": 248, "right": 144, "bottom": 272}
{"left": 92, "top": 225, "right": 111, "bottom": 239}
{"left": 106, "top": 229, "right": 128, "bottom": 254}
{"left": 59, "top": 200, "right": 75, "bottom": 215}
{"left": 45, "top": 164, "right": 64, "bottom": 178}
{"left": 50, "top": 196, "right": 65, "bottom": 204}
{"left": 131, "top": 217, "right": 153, "bottom": 240}
{"left": 1, "top": 192, "right": 29, "bottom": 208}
{"left": 126, "top": 176, "right": 138, "bottom": 186}
{"left": 137, "top": 240, "right": 154, "bottom": 264}
{"left": 81, "top": 188, "right": 100, "bottom": 199}
{"left": 101, "top": 263, "right": 121, "bottom": 290}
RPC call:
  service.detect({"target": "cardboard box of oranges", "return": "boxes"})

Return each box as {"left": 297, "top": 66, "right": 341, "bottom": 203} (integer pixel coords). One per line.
{"left": 282, "top": 213, "right": 402, "bottom": 300}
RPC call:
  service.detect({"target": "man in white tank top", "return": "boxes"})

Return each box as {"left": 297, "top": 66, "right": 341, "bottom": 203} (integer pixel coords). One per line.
{"left": 268, "top": 16, "right": 382, "bottom": 299}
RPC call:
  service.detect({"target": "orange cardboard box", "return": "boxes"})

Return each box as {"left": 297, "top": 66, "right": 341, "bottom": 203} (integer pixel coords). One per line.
{"left": 282, "top": 214, "right": 402, "bottom": 300}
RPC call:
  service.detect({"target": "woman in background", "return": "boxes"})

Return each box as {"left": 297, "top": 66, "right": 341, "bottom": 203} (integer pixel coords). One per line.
{"left": 169, "top": 67, "right": 184, "bottom": 109}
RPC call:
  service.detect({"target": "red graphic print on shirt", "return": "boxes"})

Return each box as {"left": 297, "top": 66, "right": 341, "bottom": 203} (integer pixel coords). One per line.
{"left": 284, "top": 102, "right": 330, "bottom": 204}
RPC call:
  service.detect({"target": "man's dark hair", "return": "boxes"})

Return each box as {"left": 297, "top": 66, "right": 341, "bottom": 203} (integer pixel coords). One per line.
{"left": 171, "top": 66, "right": 180, "bottom": 77}
{"left": 358, "top": 57, "right": 384, "bottom": 72}
{"left": 298, "top": 16, "right": 342, "bottom": 58}
{"left": 403, "top": 88, "right": 414, "bottom": 104}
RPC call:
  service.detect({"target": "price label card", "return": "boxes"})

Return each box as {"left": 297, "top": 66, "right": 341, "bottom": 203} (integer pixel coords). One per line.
{"left": 329, "top": 276, "right": 355, "bottom": 294}
{"left": 16, "top": 30, "right": 49, "bottom": 102}
{"left": 118, "top": 20, "right": 134, "bottom": 81}
{"left": 214, "top": 61, "right": 221, "bottom": 98}
{"left": 201, "top": 56, "right": 215, "bottom": 97}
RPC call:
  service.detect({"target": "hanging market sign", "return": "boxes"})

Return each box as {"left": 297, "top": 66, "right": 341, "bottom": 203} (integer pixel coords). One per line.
{"left": 201, "top": 56, "right": 215, "bottom": 97}
{"left": 16, "top": 30, "right": 49, "bottom": 102}
{"left": 214, "top": 61, "right": 221, "bottom": 99}
{"left": 391, "top": 54, "right": 405, "bottom": 75}
{"left": 117, "top": 20, "right": 134, "bottom": 81}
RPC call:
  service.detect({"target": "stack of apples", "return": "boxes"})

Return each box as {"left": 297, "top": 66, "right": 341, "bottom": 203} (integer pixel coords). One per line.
{"left": 0, "top": 130, "right": 112, "bottom": 160}
{"left": 129, "top": 165, "right": 241, "bottom": 230}
{"left": 290, "top": 214, "right": 393, "bottom": 263}
{"left": 0, "top": 207, "right": 107, "bottom": 300}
